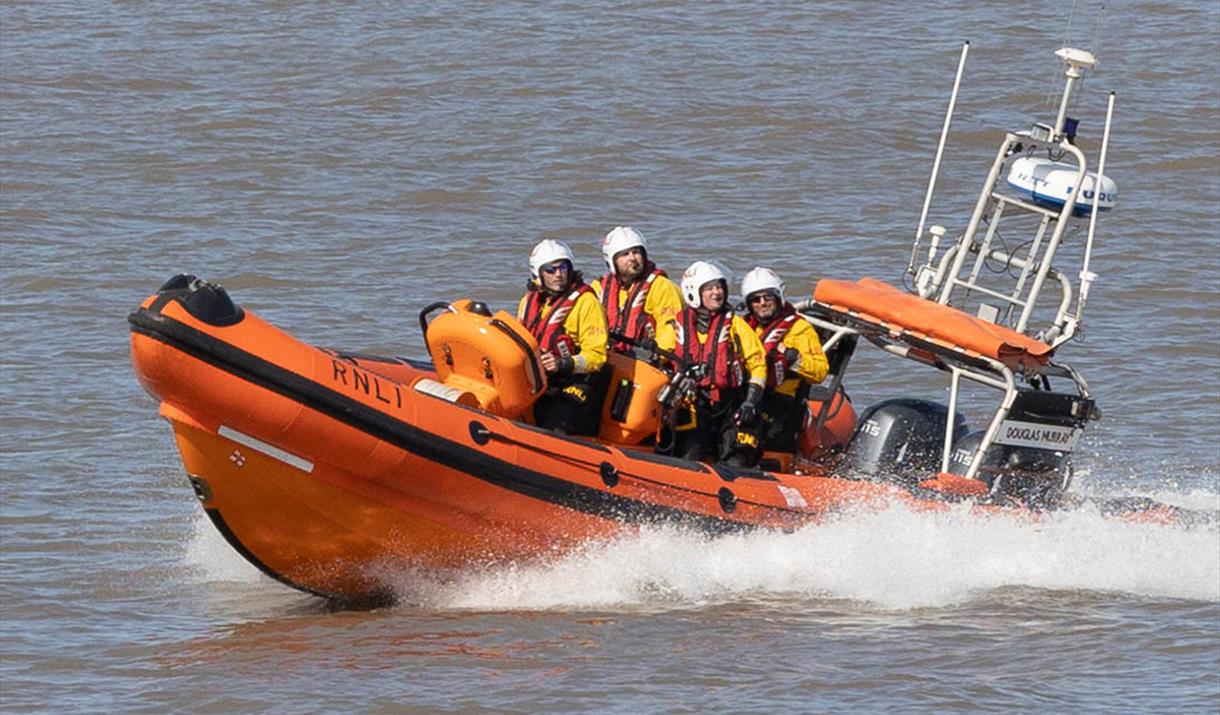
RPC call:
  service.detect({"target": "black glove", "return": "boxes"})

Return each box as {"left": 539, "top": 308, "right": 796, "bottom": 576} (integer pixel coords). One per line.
{"left": 783, "top": 348, "right": 799, "bottom": 367}
{"left": 735, "top": 383, "right": 764, "bottom": 426}
{"left": 637, "top": 337, "right": 657, "bottom": 354}
{"left": 554, "top": 356, "right": 575, "bottom": 375}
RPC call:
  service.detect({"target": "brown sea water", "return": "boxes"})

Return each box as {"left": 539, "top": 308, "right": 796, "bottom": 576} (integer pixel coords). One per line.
{"left": 2, "top": 1, "right": 1218, "bottom": 712}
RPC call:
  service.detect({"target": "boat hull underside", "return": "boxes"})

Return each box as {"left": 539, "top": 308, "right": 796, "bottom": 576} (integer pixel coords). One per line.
{"left": 175, "top": 417, "right": 628, "bottom": 601}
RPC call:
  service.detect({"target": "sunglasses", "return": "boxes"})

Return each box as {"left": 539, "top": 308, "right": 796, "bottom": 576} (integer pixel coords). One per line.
{"left": 748, "top": 292, "right": 778, "bottom": 304}
{"left": 541, "top": 262, "right": 570, "bottom": 275}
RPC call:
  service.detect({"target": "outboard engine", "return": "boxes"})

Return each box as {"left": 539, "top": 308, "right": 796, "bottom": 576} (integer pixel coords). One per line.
{"left": 947, "top": 389, "right": 1093, "bottom": 508}
{"left": 842, "top": 398, "right": 968, "bottom": 483}
{"left": 947, "top": 431, "right": 1070, "bottom": 508}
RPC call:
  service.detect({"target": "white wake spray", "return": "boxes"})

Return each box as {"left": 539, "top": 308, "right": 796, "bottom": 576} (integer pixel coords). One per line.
{"left": 392, "top": 499, "right": 1219, "bottom": 611}
{"left": 184, "top": 509, "right": 265, "bottom": 583}
{"left": 184, "top": 491, "right": 1220, "bottom": 610}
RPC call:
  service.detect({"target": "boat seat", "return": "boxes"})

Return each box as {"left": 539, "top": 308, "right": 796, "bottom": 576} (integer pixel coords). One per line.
{"left": 812, "top": 277, "right": 1053, "bottom": 371}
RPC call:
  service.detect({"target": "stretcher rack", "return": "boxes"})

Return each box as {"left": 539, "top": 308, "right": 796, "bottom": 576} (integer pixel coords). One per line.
{"left": 791, "top": 45, "right": 1113, "bottom": 494}
{"left": 793, "top": 294, "right": 1093, "bottom": 487}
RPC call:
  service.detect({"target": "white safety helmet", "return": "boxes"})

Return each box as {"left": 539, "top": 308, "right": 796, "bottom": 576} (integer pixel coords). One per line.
{"left": 529, "top": 239, "right": 576, "bottom": 280}
{"left": 740, "top": 267, "right": 785, "bottom": 304}
{"left": 601, "top": 226, "right": 648, "bottom": 272}
{"left": 680, "top": 260, "right": 729, "bottom": 309}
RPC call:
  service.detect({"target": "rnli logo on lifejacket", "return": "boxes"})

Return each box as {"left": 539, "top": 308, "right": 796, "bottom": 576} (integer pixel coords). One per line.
{"left": 993, "top": 420, "right": 1081, "bottom": 451}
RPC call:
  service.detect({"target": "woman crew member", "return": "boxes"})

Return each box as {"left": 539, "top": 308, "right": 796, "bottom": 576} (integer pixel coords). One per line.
{"left": 655, "top": 261, "right": 767, "bottom": 466}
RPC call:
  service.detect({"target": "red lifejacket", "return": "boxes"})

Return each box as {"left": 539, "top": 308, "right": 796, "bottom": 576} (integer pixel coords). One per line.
{"left": 520, "top": 283, "right": 592, "bottom": 358}
{"left": 600, "top": 264, "right": 665, "bottom": 350}
{"left": 745, "top": 303, "right": 800, "bottom": 387}
{"left": 675, "top": 308, "right": 742, "bottom": 401}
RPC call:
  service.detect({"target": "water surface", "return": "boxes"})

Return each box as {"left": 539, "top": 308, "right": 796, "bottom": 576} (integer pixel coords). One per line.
{"left": 2, "top": 1, "right": 1218, "bottom": 712}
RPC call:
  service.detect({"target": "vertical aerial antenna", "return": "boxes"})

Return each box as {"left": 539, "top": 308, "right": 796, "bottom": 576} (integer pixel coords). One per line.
{"left": 1090, "top": 5, "right": 1109, "bottom": 73}
{"left": 1047, "top": 0, "right": 1082, "bottom": 111}
{"left": 1071, "top": 90, "right": 1115, "bottom": 334}
{"left": 908, "top": 41, "right": 970, "bottom": 277}
{"left": 1062, "top": 0, "right": 1080, "bottom": 48}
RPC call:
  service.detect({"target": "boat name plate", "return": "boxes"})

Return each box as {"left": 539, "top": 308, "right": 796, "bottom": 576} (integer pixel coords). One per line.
{"left": 992, "top": 419, "right": 1082, "bottom": 451}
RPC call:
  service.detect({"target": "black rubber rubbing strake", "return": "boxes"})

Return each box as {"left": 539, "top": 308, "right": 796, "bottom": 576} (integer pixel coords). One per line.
{"left": 711, "top": 462, "right": 778, "bottom": 482}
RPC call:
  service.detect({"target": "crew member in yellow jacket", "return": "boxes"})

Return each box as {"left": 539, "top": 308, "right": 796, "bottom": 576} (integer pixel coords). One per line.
{"left": 590, "top": 226, "right": 683, "bottom": 353}
{"left": 517, "top": 239, "right": 608, "bottom": 435}
{"left": 740, "top": 267, "right": 830, "bottom": 453}
{"left": 656, "top": 261, "right": 768, "bottom": 467}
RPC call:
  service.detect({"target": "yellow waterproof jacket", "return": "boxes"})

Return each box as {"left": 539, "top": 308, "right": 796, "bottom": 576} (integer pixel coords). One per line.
{"left": 590, "top": 272, "right": 684, "bottom": 340}
{"left": 517, "top": 286, "right": 608, "bottom": 374}
{"left": 755, "top": 317, "right": 829, "bottom": 397}
{"left": 656, "top": 311, "right": 768, "bottom": 389}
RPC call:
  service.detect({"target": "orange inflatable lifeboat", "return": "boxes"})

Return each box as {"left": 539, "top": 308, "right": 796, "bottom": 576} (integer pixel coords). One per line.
{"left": 130, "top": 273, "right": 1124, "bottom": 603}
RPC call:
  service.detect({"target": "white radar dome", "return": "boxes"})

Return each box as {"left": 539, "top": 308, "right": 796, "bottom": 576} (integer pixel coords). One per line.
{"left": 1006, "top": 156, "right": 1117, "bottom": 216}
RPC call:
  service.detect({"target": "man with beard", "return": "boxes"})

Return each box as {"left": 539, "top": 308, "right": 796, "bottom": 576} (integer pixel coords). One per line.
{"left": 591, "top": 226, "right": 682, "bottom": 353}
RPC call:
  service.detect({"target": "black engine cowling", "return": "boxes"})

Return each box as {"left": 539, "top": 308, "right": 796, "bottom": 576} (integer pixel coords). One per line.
{"left": 842, "top": 398, "right": 969, "bottom": 483}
